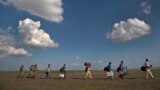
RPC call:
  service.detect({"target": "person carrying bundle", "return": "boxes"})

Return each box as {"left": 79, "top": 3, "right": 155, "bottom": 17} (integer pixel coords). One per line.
{"left": 33, "top": 64, "right": 38, "bottom": 78}
{"left": 27, "top": 65, "right": 34, "bottom": 78}
{"left": 45, "top": 64, "right": 51, "bottom": 79}
{"left": 59, "top": 64, "right": 66, "bottom": 79}
{"left": 17, "top": 65, "right": 24, "bottom": 78}
{"left": 84, "top": 62, "right": 92, "bottom": 80}
{"left": 117, "top": 61, "right": 126, "bottom": 79}
{"left": 104, "top": 62, "right": 113, "bottom": 79}
{"left": 144, "top": 59, "right": 154, "bottom": 79}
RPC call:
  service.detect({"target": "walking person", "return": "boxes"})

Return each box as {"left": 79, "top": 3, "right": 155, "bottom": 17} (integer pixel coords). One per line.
{"left": 144, "top": 59, "right": 154, "bottom": 79}
{"left": 84, "top": 62, "right": 92, "bottom": 80}
{"left": 33, "top": 64, "right": 38, "bottom": 78}
{"left": 45, "top": 64, "right": 51, "bottom": 79}
{"left": 17, "top": 65, "right": 24, "bottom": 78}
{"left": 104, "top": 62, "right": 113, "bottom": 79}
{"left": 59, "top": 64, "right": 66, "bottom": 79}
{"left": 118, "top": 61, "right": 124, "bottom": 79}
{"left": 27, "top": 65, "right": 34, "bottom": 78}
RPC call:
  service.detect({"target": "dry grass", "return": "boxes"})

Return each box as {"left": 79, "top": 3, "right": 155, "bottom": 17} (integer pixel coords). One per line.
{"left": 0, "top": 69, "right": 160, "bottom": 90}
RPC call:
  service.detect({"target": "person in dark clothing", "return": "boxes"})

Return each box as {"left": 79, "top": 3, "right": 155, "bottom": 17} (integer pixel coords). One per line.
{"left": 45, "top": 64, "right": 51, "bottom": 79}
{"left": 60, "top": 64, "right": 66, "bottom": 79}
{"left": 118, "top": 61, "right": 124, "bottom": 79}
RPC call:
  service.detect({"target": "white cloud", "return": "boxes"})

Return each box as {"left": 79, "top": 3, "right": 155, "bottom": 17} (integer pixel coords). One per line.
{"left": 0, "top": 0, "right": 63, "bottom": 23}
{"left": 0, "top": 29, "right": 31, "bottom": 56}
{"left": 107, "top": 18, "right": 150, "bottom": 43}
{"left": 0, "top": 32, "right": 15, "bottom": 46}
{"left": 18, "top": 18, "right": 58, "bottom": 48}
{"left": 141, "top": 1, "right": 151, "bottom": 15}
{"left": 0, "top": 45, "right": 31, "bottom": 56}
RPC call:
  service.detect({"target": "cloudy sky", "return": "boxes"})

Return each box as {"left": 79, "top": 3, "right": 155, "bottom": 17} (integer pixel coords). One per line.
{"left": 0, "top": 0, "right": 159, "bottom": 70}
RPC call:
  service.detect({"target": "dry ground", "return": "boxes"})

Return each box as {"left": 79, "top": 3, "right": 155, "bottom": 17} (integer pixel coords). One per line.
{"left": 0, "top": 69, "right": 160, "bottom": 90}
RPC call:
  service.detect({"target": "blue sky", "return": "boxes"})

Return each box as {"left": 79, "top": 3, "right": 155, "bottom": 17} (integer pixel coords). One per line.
{"left": 0, "top": 0, "right": 160, "bottom": 70}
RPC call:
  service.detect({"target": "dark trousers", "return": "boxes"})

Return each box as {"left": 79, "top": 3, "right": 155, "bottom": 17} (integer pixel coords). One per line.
{"left": 45, "top": 72, "right": 50, "bottom": 79}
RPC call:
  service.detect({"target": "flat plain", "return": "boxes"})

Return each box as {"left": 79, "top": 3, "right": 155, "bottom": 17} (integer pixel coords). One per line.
{"left": 0, "top": 69, "right": 160, "bottom": 90}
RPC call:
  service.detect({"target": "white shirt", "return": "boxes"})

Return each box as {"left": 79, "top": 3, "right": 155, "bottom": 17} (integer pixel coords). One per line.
{"left": 145, "top": 61, "right": 150, "bottom": 67}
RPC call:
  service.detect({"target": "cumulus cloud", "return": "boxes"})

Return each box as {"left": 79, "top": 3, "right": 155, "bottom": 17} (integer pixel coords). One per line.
{"left": 0, "top": 29, "right": 31, "bottom": 56}
{"left": 0, "top": 45, "right": 31, "bottom": 56}
{"left": 18, "top": 18, "right": 58, "bottom": 48}
{"left": 0, "top": 29, "right": 16, "bottom": 46}
{"left": 107, "top": 18, "right": 150, "bottom": 43}
{"left": 141, "top": 1, "right": 151, "bottom": 15}
{"left": 0, "top": 0, "right": 63, "bottom": 23}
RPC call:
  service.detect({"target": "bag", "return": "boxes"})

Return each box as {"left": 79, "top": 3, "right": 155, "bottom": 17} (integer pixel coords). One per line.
{"left": 60, "top": 68, "right": 63, "bottom": 72}
{"left": 59, "top": 74, "right": 64, "bottom": 78}
{"left": 104, "top": 66, "right": 109, "bottom": 71}
{"left": 141, "top": 66, "right": 146, "bottom": 71}
{"left": 106, "top": 71, "right": 113, "bottom": 77}
{"left": 85, "top": 67, "right": 88, "bottom": 72}
{"left": 117, "top": 67, "right": 120, "bottom": 72}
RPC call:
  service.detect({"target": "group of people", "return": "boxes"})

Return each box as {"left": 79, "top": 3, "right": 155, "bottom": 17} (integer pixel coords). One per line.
{"left": 44, "top": 64, "right": 66, "bottom": 79}
{"left": 17, "top": 64, "right": 38, "bottom": 78}
{"left": 17, "top": 64, "right": 66, "bottom": 79}
{"left": 17, "top": 59, "right": 155, "bottom": 80}
{"left": 84, "top": 58, "right": 154, "bottom": 80}
{"left": 84, "top": 60, "right": 128, "bottom": 80}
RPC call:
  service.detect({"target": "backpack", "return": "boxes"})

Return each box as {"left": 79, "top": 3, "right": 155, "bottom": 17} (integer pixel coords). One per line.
{"left": 85, "top": 67, "right": 88, "bottom": 72}
{"left": 60, "top": 68, "right": 63, "bottom": 72}
{"left": 141, "top": 66, "right": 146, "bottom": 71}
{"left": 117, "top": 67, "right": 120, "bottom": 72}
{"left": 104, "top": 66, "right": 109, "bottom": 71}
